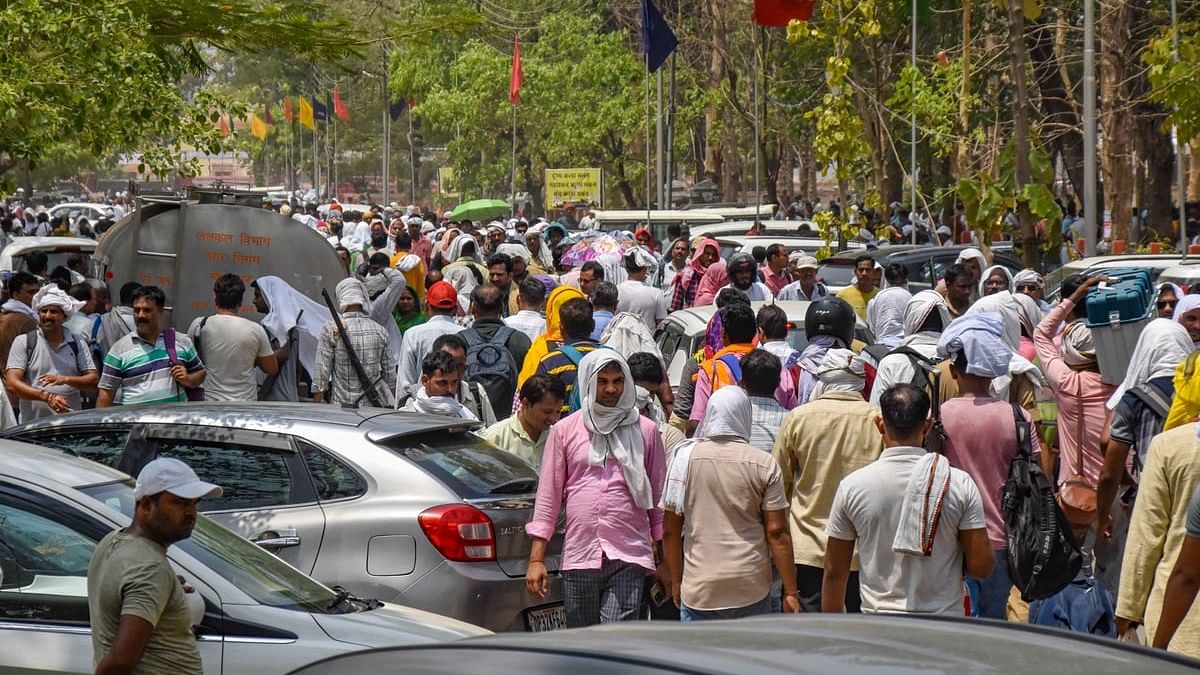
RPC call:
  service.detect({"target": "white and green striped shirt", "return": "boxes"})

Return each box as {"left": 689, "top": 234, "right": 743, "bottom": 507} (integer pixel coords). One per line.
{"left": 99, "top": 331, "right": 203, "bottom": 405}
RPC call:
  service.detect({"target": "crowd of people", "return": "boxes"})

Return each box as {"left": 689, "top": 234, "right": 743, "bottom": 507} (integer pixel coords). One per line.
{"left": 5, "top": 194, "right": 1200, "bottom": 671}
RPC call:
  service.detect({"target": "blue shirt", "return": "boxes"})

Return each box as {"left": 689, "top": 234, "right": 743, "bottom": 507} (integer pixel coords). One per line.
{"left": 591, "top": 310, "right": 614, "bottom": 341}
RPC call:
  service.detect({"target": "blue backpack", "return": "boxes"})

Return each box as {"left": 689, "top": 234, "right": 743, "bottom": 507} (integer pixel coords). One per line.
{"left": 559, "top": 343, "right": 610, "bottom": 413}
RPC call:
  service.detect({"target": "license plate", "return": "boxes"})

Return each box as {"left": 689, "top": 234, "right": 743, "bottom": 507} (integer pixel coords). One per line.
{"left": 525, "top": 605, "right": 566, "bottom": 632}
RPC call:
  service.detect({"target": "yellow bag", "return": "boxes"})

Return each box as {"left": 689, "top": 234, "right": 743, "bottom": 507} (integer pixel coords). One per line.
{"left": 1165, "top": 351, "right": 1200, "bottom": 431}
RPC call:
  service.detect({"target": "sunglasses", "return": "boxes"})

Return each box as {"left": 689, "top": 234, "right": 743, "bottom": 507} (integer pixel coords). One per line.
{"left": 1157, "top": 300, "right": 1178, "bottom": 309}
{"left": 1017, "top": 284, "right": 1040, "bottom": 292}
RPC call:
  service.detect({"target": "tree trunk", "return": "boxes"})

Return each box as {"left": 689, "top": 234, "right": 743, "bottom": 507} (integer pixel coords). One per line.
{"left": 703, "top": 0, "right": 727, "bottom": 191}
{"left": 1099, "top": 0, "right": 1134, "bottom": 242}
{"left": 775, "top": 144, "right": 794, "bottom": 210}
{"left": 1029, "top": 10, "right": 1085, "bottom": 207}
{"left": 1008, "top": 0, "right": 1037, "bottom": 268}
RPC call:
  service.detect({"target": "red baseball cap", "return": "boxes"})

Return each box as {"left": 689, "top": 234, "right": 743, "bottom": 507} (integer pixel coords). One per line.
{"left": 426, "top": 281, "right": 458, "bottom": 310}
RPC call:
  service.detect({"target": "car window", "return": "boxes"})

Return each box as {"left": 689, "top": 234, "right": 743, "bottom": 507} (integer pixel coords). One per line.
{"left": 0, "top": 497, "right": 93, "bottom": 623}
{"left": 817, "top": 261, "right": 857, "bottom": 287}
{"left": 382, "top": 432, "right": 538, "bottom": 499}
{"left": 298, "top": 440, "right": 366, "bottom": 501}
{"left": 17, "top": 428, "right": 130, "bottom": 467}
{"left": 155, "top": 440, "right": 293, "bottom": 511}
{"left": 658, "top": 325, "right": 683, "bottom": 363}
{"left": 80, "top": 481, "right": 341, "bottom": 614}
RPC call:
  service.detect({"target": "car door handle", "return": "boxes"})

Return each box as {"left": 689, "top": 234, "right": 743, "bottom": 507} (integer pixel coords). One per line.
{"left": 252, "top": 529, "right": 301, "bottom": 548}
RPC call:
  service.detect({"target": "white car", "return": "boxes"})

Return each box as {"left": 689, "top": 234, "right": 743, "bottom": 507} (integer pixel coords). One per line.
{"left": 688, "top": 218, "right": 816, "bottom": 241}
{"left": 0, "top": 441, "right": 487, "bottom": 674}
{"left": 0, "top": 236, "right": 96, "bottom": 274}
{"left": 654, "top": 300, "right": 873, "bottom": 390}
{"left": 713, "top": 235, "right": 864, "bottom": 262}
{"left": 1153, "top": 262, "right": 1200, "bottom": 293}
{"left": 1043, "top": 254, "right": 1187, "bottom": 301}
{"left": 46, "top": 203, "right": 111, "bottom": 228}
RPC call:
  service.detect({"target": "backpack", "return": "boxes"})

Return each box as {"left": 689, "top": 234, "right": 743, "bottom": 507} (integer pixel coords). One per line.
{"left": 859, "top": 343, "right": 893, "bottom": 399}
{"left": 559, "top": 343, "right": 611, "bottom": 413}
{"left": 1003, "top": 402, "right": 1082, "bottom": 601}
{"left": 1128, "top": 378, "right": 1173, "bottom": 474}
{"left": 461, "top": 326, "right": 518, "bottom": 421}
{"left": 23, "top": 329, "right": 80, "bottom": 367}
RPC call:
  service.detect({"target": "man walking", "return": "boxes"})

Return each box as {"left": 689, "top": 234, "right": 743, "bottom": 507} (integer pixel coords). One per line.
{"left": 0, "top": 271, "right": 41, "bottom": 369}
{"left": 89, "top": 458, "right": 221, "bottom": 674}
{"left": 505, "top": 277, "right": 547, "bottom": 343}
{"left": 399, "top": 350, "right": 479, "bottom": 420}
{"left": 823, "top": 384, "right": 993, "bottom": 614}
{"left": 396, "top": 280, "right": 464, "bottom": 389}
{"left": 835, "top": 255, "right": 879, "bottom": 320}
{"left": 588, "top": 281, "right": 618, "bottom": 341}
{"left": 534, "top": 298, "right": 600, "bottom": 411}
{"left": 188, "top": 274, "right": 277, "bottom": 402}
{"left": 462, "top": 284, "right": 529, "bottom": 421}
{"left": 760, "top": 244, "right": 791, "bottom": 297}
{"left": 526, "top": 350, "right": 666, "bottom": 627}
{"left": 96, "top": 281, "right": 141, "bottom": 359}
{"left": 481, "top": 374, "right": 565, "bottom": 469}
{"left": 312, "top": 278, "right": 396, "bottom": 406}
{"left": 742, "top": 349, "right": 790, "bottom": 454}
{"left": 617, "top": 248, "right": 668, "bottom": 332}
{"left": 97, "top": 286, "right": 206, "bottom": 407}
{"left": 5, "top": 285, "right": 98, "bottom": 419}
{"left": 773, "top": 348, "right": 882, "bottom": 612}
{"left": 938, "top": 314, "right": 1038, "bottom": 619}
{"left": 662, "top": 386, "right": 799, "bottom": 619}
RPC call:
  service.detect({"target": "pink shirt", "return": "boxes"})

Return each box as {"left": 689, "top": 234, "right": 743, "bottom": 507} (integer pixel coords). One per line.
{"left": 761, "top": 265, "right": 790, "bottom": 296}
{"left": 1034, "top": 299, "right": 1115, "bottom": 488}
{"left": 411, "top": 237, "right": 433, "bottom": 267}
{"left": 942, "top": 395, "right": 1041, "bottom": 549}
{"left": 690, "top": 352, "right": 796, "bottom": 423}
{"left": 526, "top": 411, "right": 665, "bottom": 572}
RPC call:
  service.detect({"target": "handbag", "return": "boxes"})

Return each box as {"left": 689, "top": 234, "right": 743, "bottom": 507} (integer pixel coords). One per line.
{"left": 1056, "top": 393, "right": 1096, "bottom": 538}
{"left": 164, "top": 328, "right": 205, "bottom": 402}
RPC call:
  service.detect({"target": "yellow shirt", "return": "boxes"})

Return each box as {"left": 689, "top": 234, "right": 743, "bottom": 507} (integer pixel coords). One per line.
{"left": 771, "top": 390, "right": 883, "bottom": 570}
{"left": 1117, "top": 423, "right": 1200, "bottom": 657}
{"left": 836, "top": 285, "right": 879, "bottom": 321}
{"left": 480, "top": 414, "right": 546, "bottom": 470}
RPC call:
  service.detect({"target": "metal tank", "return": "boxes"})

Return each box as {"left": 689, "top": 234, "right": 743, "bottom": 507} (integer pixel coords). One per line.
{"left": 94, "top": 190, "right": 347, "bottom": 330}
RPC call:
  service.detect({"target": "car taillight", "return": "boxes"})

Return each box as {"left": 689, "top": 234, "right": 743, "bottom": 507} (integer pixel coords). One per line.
{"left": 417, "top": 504, "right": 496, "bottom": 562}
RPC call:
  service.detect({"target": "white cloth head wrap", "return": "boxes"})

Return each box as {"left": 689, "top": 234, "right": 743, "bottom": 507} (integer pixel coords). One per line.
{"left": 978, "top": 265, "right": 1013, "bottom": 296}
{"left": 1012, "top": 269, "right": 1044, "bottom": 289}
{"left": 937, "top": 313, "right": 1012, "bottom": 378}
{"left": 902, "top": 290, "right": 951, "bottom": 338}
{"left": 254, "top": 276, "right": 332, "bottom": 382}
{"left": 1105, "top": 318, "right": 1193, "bottom": 410}
{"left": 660, "top": 385, "right": 753, "bottom": 515}
{"left": 335, "top": 278, "right": 371, "bottom": 312}
{"left": 811, "top": 348, "right": 867, "bottom": 399}
{"left": 627, "top": 245, "right": 657, "bottom": 271}
{"left": 577, "top": 350, "right": 653, "bottom": 509}
{"left": 496, "top": 243, "right": 531, "bottom": 263}
{"left": 1061, "top": 319, "right": 1097, "bottom": 367}
{"left": 32, "top": 286, "right": 84, "bottom": 315}
{"left": 955, "top": 247, "right": 987, "bottom": 268}
{"left": 448, "top": 233, "right": 482, "bottom": 263}
{"left": 1173, "top": 294, "right": 1200, "bottom": 324}
{"left": 867, "top": 287, "right": 912, "bottom": 347}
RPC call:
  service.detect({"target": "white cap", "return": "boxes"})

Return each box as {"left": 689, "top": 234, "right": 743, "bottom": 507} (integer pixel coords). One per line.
{"left": 134, "top": 458, "right": 223, "bottom": 501}
{"left": 792, "top": 255, "right": 819, "bottom": 270}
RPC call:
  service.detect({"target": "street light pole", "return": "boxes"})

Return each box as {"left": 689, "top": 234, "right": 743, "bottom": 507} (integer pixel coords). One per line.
{"left": 910, "top": 0, "right": 918, "bottom": 244}
{"left": 1083, "top": 0, "right": 1097, "bottom": 257}
{"left": 1171, "top": 0, "right": 1188, "bottom": 253}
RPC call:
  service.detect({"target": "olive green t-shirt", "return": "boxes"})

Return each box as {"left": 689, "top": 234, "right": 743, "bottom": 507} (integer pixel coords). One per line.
{"left": 87, "top": 530, "right": 202, "bottom": 674}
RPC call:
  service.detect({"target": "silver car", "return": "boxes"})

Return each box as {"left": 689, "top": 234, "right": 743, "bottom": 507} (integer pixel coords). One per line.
{"left": 0, "top": 440, "right": 488, "bottom": 674}
{"left": 8, "top": 404, "right": 565, "bottom": 632}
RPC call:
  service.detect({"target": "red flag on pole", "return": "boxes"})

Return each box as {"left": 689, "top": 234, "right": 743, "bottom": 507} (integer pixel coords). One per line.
{"left": 333, "top": 85, "right": 351, "bottom": 122}
{"left": 264, "top": 103, "right": 276, "bottom": 126}
{"left": 509, "top": 34, "right": 522, "bottom": 106}
{"left": 752, "top": 0, "right": 815, "bottom": 26}
{"left": 283, "top": 97, "right": 294, "bottom": 122}
{"left": 219, "top": 114, "right": 230, "bottom": 137}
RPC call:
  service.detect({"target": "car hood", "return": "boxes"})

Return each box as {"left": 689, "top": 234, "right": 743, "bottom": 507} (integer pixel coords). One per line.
{"left": 313, "top": 602, "right": 490, "bottom": 647}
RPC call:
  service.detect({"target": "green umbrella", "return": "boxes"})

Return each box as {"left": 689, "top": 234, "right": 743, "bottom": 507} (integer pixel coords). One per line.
{"left": 450, "top": 198, "right": 510, "bottom": 222}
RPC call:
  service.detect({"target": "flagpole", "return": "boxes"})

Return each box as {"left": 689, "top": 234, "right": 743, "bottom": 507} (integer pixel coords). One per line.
{"left": 666, "top": 53, "right": 676, "bottom": 209}
{"left": 409, "top": 106, "right": 418, "bottom": 206}
{"left": 656, "top": 67, "right": 664, "bottom": 209}
{"left": 1171, "top": 0, "right": 1187, "bottom": 253}
{"left": 753, "top": 25, "right": 761, "bottom": 226}
{"left": 511, "top": 104, "right": 518, "bottom": 217}
{"left": 907, "top": 0, "right": 919, "bottom": 243}
{"left": 645, "top": 50, "right": 652, "bottom": 221}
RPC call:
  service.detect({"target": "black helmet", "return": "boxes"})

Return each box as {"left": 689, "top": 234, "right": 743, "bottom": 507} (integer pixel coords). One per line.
{"left": 804, "top": 297, "right": 855, "bottom": 345}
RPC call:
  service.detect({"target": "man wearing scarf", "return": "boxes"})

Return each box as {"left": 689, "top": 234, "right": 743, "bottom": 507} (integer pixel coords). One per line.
{"left": 0, "top": 271, "right": 40, "bottom": 372}
{"left": 669, "top": 239, "right": 720, "bottom": 311}
{"left": 442, "top": 234, "right": 489, "bottom": 299}
{"left": 252, "top": 276, "right": 332, "bottom": 402}
{"left": 661, "top": 387, "right": 799, "bottom": 619}
{"left": 525, "top": 350, "right": 666, "bottom": 627}
{"left": 773, "top": 348, "right": 882, "bottom": 612}
{"left": 1174, "top": 295, "right": 1200, "bottom": 349}
{"left": 868, "top": 291, "right": 951, "bottom": 406}
{"left": 937, "top": 314, "right": 1040, "bottom": 619}
{"left": 4, "top": 285, "right": 97, "bottom": 421}
{"left": 400, "top": 350, "right": 478, "bottom": 421}
{"left": 824, "top": 383, "right": 992, "bottom": 614}
{"left": 312, "top": 278, "right": 396, "bottom": 406}
{"left": 617, "top": 247, "right": 668, "bottom": 332}
{"left": 866, "top": 284, "right": 912, "bottom": 349}
{"left": 793, "top": 297, "right": 858, "bottom": 406}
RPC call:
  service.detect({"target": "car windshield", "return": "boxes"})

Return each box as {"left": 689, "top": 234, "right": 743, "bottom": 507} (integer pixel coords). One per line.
{"left": 80, "top": 481, "right": 341, "bottom": 613}
{"left": 817, "top": 261, "right": 858, "bottom": 287}
{"left": 383, "top": 432, "right": 539, "bottom": 499}
{"left": 14, "top": 251, "right": 92, "bottom": 274}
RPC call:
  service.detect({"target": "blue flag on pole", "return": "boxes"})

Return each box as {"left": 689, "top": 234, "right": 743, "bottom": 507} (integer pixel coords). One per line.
{"left": 389, "top": 99, "right": 407, "bottom": 121}
{"left": 641, "top": 0, "right": 677, "bottom": 73}
{"left": 312, "top": 98, "right": 329, "bottom": 122}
